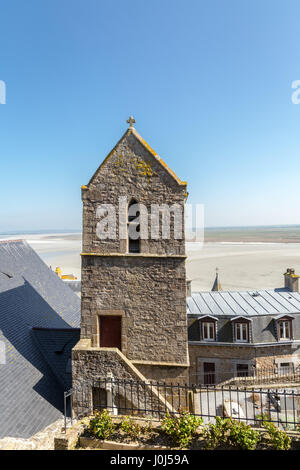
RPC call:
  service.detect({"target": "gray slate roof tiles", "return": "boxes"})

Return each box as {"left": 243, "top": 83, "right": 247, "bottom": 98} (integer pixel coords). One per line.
{"left": 0, "top": 240, "right": 80, "bottom": 438}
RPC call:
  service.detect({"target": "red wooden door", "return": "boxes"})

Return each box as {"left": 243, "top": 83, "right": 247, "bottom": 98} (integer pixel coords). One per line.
{"left": 99, "top": 316, "right": 121, "bottom": 350}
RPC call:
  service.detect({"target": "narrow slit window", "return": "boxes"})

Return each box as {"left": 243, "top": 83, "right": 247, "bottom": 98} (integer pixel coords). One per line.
{"left": 128, "top": 199, "right": 140, "bottom": 253}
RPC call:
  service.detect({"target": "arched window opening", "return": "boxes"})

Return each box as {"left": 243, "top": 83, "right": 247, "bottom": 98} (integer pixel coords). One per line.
{"left": 128, "top": 199, "right": 140, "bottom": 253}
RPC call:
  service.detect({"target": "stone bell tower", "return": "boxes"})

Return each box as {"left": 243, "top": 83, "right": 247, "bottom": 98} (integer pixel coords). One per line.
{"left": 72, "top": 118, "right": 189, "bottom": 387}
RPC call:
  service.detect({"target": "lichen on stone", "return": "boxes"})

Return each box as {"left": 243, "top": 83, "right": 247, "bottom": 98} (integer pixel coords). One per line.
{"left": 114, "top": 154, "right": 156, "bottom": 183}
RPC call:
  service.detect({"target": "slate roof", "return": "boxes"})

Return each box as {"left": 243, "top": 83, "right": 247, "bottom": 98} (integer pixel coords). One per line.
{"left": 0, "top": 240, "right": 80, "bottom": 438}
{"left": 187, "top": 290, "right": 300, "bottom": 317}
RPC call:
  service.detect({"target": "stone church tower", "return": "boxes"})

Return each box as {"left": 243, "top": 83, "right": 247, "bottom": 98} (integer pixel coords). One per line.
{"left": 72, "top": 118, "right": 189, "bottom": 390}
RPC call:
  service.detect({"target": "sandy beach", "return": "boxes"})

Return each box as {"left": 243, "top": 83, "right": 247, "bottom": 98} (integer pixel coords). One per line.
{"left": 0, "top": 232, "right": 83, "bottom": 280}
{"left": 186, "top": 241, "right": 300, "bottom": 291}
{"left": 1, "top": 230, "right": 299, "bottom": 292}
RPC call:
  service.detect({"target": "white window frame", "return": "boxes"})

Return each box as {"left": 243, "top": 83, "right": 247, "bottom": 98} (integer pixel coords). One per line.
{"left": 235, "top": 322, "right": 249, "bottom": 343}
{"left": 202, "top": 321, "right": 215, "bottom": 341}
{"left": 279, "top": 320, "right": 291, "bottom": 340}
{"left": 279, "top": 362, "right": 292, "bottom": 374}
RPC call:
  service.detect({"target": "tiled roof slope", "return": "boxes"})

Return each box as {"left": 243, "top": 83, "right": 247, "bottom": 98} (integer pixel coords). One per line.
{"left": 31, "top": 328, "right": 80, "bottom": 390}
{"left": 0, "top": 240, "right": 80, "bottom": 438}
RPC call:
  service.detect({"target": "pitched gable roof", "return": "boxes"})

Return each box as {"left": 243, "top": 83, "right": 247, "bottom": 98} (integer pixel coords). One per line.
{"left": 85, "top": 126, "right": 187, "bottom": 188}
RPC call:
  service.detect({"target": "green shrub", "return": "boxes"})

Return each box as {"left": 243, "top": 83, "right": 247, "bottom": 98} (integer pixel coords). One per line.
{"left": 205, "top": 418, "right": 260, "bottom": 450}
{"left": 120, "top": 416, "right": 141, "bottom": 439}
{"left": 89, "top": 409, "right": 115, "bottom": 440}
{"left": 228, "top": 420, "right": 260, "bottom": 450}
{"left": 204, "top": 417, "right": 232, "bottom": 449}
{"left": 262, "top": 421, "right": 291, "bottom": 450}
{"left": 161, "top": 411, "right": 203, "bottom": 448}
{"left": 255, "top": 413, "right": 271, "bottom": 425}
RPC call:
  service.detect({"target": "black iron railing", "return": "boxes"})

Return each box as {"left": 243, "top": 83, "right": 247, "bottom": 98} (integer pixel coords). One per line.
{"left": 63, "top": 376, "right": 300, "bottom": 432}
{"left": 191, "top": 365, "right": 300, "bottom": 386}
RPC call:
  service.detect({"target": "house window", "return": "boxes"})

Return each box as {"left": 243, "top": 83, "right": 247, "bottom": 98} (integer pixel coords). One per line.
{"left": 128, "top": 199, "right": 140, "bottom": 253}
{"left": 202, "top": 322, "right": 216, "bottom": 341}
{"left": 203, "top": 362, "right": 216, "bottom": 384}
{"left": 235, "top": 322, "right": 249, "bottom": 342}
{"left": 236, "top": 363, "right": 249, "bottom": 377}
{"left": 279, "top": 362, "right": 292, "bottom": 374}
{"left": 278, "top": 320, "right": 292, "bottom": 340}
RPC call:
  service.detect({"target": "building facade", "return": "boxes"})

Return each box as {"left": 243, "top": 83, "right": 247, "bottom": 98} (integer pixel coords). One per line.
{"left": 72, "top": 119, "right": 190, "bottom": 394}
{"left": 72, "top": 119, "right": 300, "bottom": 402}
{"left": 188, "top": 274, "right": 300, "bottom": 385}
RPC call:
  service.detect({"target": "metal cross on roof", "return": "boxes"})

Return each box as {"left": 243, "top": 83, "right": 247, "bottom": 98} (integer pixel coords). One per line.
{"left": 127, "top": 116, "right": 136, "bottom": 128}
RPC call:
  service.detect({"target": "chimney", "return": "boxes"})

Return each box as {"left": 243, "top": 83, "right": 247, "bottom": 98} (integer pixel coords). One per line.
{"left": 186, "top": 279, "right": 192, "bottom": 297}
{"left": 284, "top": 268, "right": 299, "bottom": 292}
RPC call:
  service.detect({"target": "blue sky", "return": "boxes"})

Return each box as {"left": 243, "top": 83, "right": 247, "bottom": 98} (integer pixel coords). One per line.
{"left": 1, "top": 0, "right": 300, "bottom": 230}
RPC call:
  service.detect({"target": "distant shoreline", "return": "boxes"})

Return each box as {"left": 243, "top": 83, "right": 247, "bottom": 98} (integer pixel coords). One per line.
{"left": 0, "top": 226, "right": 300, "bottom": 244}
{"left": 0, "top": 229, "right": 298, "bottom": 291}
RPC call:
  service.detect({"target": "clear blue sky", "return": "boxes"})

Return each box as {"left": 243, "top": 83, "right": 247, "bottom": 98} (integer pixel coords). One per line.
{"left": 1, "top": 0, "right": 300, "bottom": 231}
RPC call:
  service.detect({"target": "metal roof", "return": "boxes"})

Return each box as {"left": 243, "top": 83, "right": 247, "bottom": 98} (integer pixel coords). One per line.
{"left": 0, "top": 240, "right": 80, "bottom": 438}
{"left": 187, "top": 290, "right": 300, "bottom": 317}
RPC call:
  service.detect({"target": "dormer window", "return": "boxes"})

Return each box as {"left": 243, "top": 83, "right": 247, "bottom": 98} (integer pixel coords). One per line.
{"left": 231, "top": 317, "right": 251, "bottom": 343}
{"left": 274, "top": 315, "right": 294, "bottom": 341}
{"left": 235, "top": 322, "right": 249, "bottom": 342}
{"left": 279, "top": 321, "right": 292, "bottom": 340}
{"left": 202, "top": 322, "right": 215, "bottom": 341}
{"left": 198, "top": 315, "right": 218, "bottom": 342}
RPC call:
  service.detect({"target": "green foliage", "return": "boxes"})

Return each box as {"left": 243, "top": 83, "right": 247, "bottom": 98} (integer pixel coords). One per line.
{"left": 205, "top": 416, "right": 292, "bottom": 451}
{"left": 255, "top": 413, "right": 271, "bottom": 425}
{"left": 161, "top": 411, "right": 203, "bottom": 448}
{"left": 87, "top": 409, "right": 293, "bottom": 450}
{"left": 204, "top": 417, "right": 232, "bottom": 449}
{"left": 262, "top": 420, "right": 291, "bottom": 450}
{"left": 205, "top": 417, "right": 259, "bottom": 450}
{"left": 228, "top": 420, "right": 260, "bottom": 450}
{"left": 120, "top": 416, "right": 142, "bottom": 439}
{"left": 89, "top": 409, "right": 115, "bottom": 440}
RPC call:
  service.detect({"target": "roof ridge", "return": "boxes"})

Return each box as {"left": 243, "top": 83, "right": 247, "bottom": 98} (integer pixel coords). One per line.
{"left": 191, "top": 289, "right": 297, "bottom": 294}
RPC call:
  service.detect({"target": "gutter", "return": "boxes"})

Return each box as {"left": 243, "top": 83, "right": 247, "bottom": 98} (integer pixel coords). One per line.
{"left": 188, "top": 340, "right": 300, "bottom": 348}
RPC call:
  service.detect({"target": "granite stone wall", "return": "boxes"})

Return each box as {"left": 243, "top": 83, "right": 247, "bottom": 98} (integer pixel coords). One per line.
{"left": 134, "top": 364, "right": 189, "bottom": 387}
{"left": 75, "top": 128, "right": 189, "bottom": 387}
{"left": 81, "top": 255, "right": 188, "bottom": 365}
{"left": 189, "top": 343, "right": 300, "bottom": 384}
{"left": 72, "top": 346, "right": 181, "bottom": 417}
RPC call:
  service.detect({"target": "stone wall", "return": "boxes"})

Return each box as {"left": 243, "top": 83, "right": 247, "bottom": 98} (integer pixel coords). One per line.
{"left": 78, "top": 128, "right": 189, "bottom": 383}
{"left": 81, "top": 255, "right": 188, "bottom": 365}
{"left": 134, "top": 363, "right": 189, "bottom": 387}
{"left": 189, "top": 344, "right": 255, "bottom": 384}
{"left": 72, "top": 343, "right": 179, "bottom": 417}
{"left": 189, "top": 343, "right": 300, "bottom": 385}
